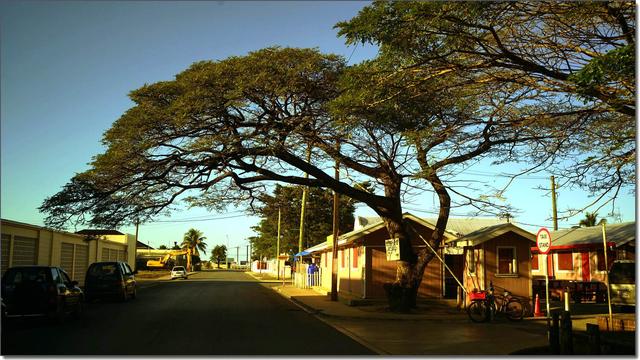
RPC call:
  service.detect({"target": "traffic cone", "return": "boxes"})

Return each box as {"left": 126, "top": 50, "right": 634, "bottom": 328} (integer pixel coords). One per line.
{"left": 534, "top": 294, "right": 544, "bottom": 317}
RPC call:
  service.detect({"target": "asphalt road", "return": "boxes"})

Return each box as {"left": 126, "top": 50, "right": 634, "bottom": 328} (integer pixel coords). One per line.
{"left": 1, "top": 270, "right": 374, "bottom": 355}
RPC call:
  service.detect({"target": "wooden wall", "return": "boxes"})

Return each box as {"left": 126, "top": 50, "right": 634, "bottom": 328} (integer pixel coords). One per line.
{"left": 476, "top": 232, "right": 534, "bottom": 307}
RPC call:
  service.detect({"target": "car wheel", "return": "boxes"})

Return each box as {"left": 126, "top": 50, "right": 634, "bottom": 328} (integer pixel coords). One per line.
{"left": 120, "top": 288, "right": 128, "bottom": 302}
{"left": 130, "top": 288, "right": 137, "bottom": 300}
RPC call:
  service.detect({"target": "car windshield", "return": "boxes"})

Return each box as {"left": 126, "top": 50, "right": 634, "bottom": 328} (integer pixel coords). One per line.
{"left": 173, "top": 267, "right": 184, "bottom": 271}
{"left": 88, "top": 264, "right": 119, "bottom": 278}
{"left": 609, "top": 262, "right": 635, "bottom": 284}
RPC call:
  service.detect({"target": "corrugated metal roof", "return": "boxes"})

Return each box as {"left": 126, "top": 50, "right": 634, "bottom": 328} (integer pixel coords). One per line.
{"left": 446, "top": 223, "right": 535, "bottom": 247}
{"left": 306, "top": 213, "right": 500, "bottom": 253}
{"left": 549, "top": 222, "right": 635, "bottom": 247}
{"left": 354, "top": 216, "right": 383, "bottom": 230}
{"left": 354, "top": 215, "right": 507, "bottom": 236}
{"left": 423, "top": 217, "right": 508, "bottom": 237}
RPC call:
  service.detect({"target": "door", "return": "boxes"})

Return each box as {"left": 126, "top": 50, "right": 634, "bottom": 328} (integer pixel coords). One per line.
{"left": 581, "top": 252, "right": 591, "bottom": 282}
{"left": 121, "top": 262, "right": 136, "bottom": 296}
{"left": 1, "top": 234, "right": 10, "bottom": 274}
{"left": 58, "top": 268, "right": 82, "bottom": 310}
{"left": 60, "top": 243, "right": 74, "bottom": 279}
{"left": 12, "top": 236, "right": 37, "bottom": 266}
{"left": 74, "top": 245, "right": 89, "bottom": 284}
{"left": 444, "top": 255, "right": 464, "bottom": 299}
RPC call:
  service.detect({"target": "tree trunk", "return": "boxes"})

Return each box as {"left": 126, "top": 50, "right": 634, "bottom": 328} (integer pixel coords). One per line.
{"left": 380, "top": 170, "right": 451, "bottom": 313}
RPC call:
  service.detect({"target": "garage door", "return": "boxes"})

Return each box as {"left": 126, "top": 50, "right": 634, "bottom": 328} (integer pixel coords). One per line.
{"left": 74, "top": 244, "right": 89, "bottom": 282}
{"left": 117, "top": 250, "right": 125, "bottom": 262}
{"left": 12, "top": 236, "right": 37, "bottom": 266}
{"left": 101, "top": 248, "right": 110, "bottom": 262}
{"left": 60, "top": 243, "right": 74, "bottom": 277}
{"left": 1, "top": 234, "right": 10, "bottom": 274}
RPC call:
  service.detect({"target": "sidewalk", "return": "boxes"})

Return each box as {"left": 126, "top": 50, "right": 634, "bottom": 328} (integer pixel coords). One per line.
{"left": 256, "top": 277, "right": 634, "bottom": 355}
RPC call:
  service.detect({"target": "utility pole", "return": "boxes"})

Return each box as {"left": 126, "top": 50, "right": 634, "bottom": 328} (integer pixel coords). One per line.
{"left": 225, "top": 235, "right": 229, "bottom": 270}
{"left": 298, "top": 146, "right": 312, "bottom": 254}
{"left": 331, "top": 140, "right": 340, "bottom": 302}
{"left": 277, "top": 208, "right": 281, "bottom": 280}
{"left": 246, "top": 244, "right": 249, "bottom": 264}
{"left": 236, "top": 246, "right": 239, "bottom": 269}
{"left": 602, "top": 223, "right": 613, "bottom": 328}
{"left": 551, "top": 175, "right": 558, "bottom": 231}
{"left": 296, "top": 145, "right": 312, "bottom": 280}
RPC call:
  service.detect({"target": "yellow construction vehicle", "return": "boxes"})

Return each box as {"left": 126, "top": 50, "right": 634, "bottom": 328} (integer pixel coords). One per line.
{"left": 146, "top": 250, "right": 188, "bottom": 270}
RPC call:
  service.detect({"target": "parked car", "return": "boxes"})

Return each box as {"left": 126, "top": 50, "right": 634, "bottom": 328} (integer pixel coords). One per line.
{"left": 84, "top": 261, "right": 137, "bottom": 302}
{"left": 609, "top": 260, "right": 635, "bottom": 308}
{"left": 1, "top": 266, "right": 83, "bottom": 322}
{"left": 171, "top": 266, "right": 188, "bottom": 280}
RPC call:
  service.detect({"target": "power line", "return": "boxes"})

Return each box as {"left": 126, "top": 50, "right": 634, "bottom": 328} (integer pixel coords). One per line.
{"left": 346, "top": 44, "right": 358, "bottom": 63}
{"left": 151, "top": 213, "right": 248, "bottom": 223}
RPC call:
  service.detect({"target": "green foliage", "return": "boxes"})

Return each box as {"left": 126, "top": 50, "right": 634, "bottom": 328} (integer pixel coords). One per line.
{"left": 158, "top": 245, "right": 168, "bottom": 250}
{"left": 569, "top": 45, "right": 635, "bottom": 106}
{"left": 578, "top": 212, "right": 607, "bottom": 227}
{"left": 210, "top": 245, "right": 227, "bottom": 268}
{"left": 248, "top": 184, "right": 356, "bottom": 259}
{"left": 335, "top": 0, "right": 636, "bottom": 199}
{"left": 181, "top": 228, "right": 207, "bottom": 256}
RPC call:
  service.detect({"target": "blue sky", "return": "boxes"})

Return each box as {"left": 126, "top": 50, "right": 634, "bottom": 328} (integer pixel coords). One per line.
{"left": 1, "top": 1, "right": 635, "bottom": 258}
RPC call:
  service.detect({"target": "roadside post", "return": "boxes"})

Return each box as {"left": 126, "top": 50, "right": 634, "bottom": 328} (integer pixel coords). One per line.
{"left": 536, "top": 228, "right": 552, "bottom": 331}
{"left": 602, "top": 223, "right": 613, "bottom": 327}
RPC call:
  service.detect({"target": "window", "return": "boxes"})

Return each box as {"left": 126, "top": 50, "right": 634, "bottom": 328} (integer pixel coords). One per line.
{"left": 466, "top": 248, "right": 476, "bottom": 274}
{"left": 51, "top": 268, "right": 62, "bottom": 284}
{"left": 353, "top": 247, "right": 359, "bottom": 268}
{"left": 531, "top": 254, "right": 539, "bottom": 270}
{"left": 596, "top": 250, "right": 616, "bottom": 271}
{"left": 557, "top": 253, "right": 573, "bottom": 271}
{"left": 341, "top": 250, "right": 345, "bottom": 268}
{"left": 60, "top": 269, "right": 73, "bottom": 285}
{"left": 497, "top": 247, "right": 517, "bottom": 275}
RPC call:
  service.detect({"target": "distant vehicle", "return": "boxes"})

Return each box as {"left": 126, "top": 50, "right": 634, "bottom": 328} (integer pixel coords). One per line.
{"left": 171, "top": 266, "right": 188, "bottom": 280}
{"left": 84, "top": 262, "right": 137, "bottom": 302}
{"left": 608, "top": 260, "right": 635, "bottom": 307}
{"left": 146, "top": 250, "right": 189, "bottom": 270}
{"left": 1, "top": 266, "right": 83, "bottom": 322}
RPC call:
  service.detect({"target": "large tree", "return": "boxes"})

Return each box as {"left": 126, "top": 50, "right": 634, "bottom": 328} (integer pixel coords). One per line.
{"left": 248, "top": 184, "right": 356, "bottom": 260}
{"left": 39, "top": 46, "right": 537, "bottom": 311}
{"left": 210, "top": 245, "right": 227, "bottom": 269}
{"left": 336, "top": 1, "right": 636, "bottom": 217}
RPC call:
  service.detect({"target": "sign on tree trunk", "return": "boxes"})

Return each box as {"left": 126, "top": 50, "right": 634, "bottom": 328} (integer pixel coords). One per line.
{"left": 385, "top": 238, "right": 400, "bottom": 261}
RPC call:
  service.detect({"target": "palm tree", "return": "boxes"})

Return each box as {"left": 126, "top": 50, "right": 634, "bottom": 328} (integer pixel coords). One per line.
{"left": 181, "top": 228, "right": 207, "bottom": 271}
{"left": 578, "top": 212, "right": 607, "bottom": 227}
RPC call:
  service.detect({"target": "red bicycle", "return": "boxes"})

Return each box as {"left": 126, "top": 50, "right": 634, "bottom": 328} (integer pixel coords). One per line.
{"left": 467, "top": 282, "right": 524, "bottom": 322}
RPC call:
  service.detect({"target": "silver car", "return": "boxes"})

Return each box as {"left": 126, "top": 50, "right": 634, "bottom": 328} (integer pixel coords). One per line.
{"left": 170, "top": 266, "right": 188, "bottom": 280}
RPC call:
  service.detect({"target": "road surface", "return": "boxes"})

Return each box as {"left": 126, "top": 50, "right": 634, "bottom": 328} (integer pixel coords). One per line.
{"left": 1, "top": 270, "right": 374, "bottom": 355}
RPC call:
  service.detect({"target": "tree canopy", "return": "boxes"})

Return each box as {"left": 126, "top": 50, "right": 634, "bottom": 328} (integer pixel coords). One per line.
{"left": 336, "top": 1, "right": 635, "bottom": 216}
{"left": 182, "top": 228, "right": 207, "bottom": 256}
{"left": 248, "top": 184, "right": 356, "bottom": 260}
{"left": 210, "top": 245, "right": 227, "bottom": 268}
{"left": 39, "top": 3, "right": 635, "bottom": 310}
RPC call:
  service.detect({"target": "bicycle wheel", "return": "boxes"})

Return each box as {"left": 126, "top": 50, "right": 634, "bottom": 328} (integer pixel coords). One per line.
{"left": 505, "top": 299, "right": 524, "bottom": 321}
{"left": 467, "top": 301, "right": 489, "bottom": 323}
